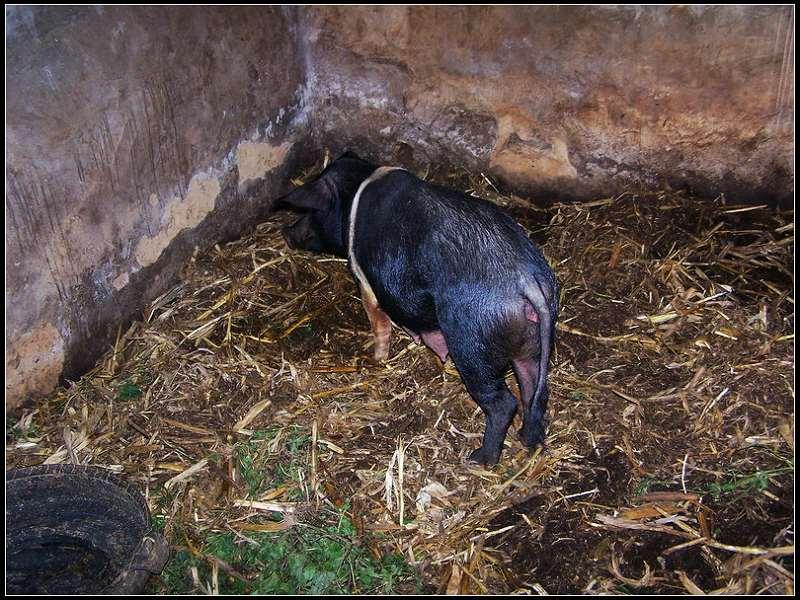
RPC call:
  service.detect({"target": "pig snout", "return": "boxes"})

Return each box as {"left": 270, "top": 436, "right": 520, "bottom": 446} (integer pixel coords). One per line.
{"left": 282, "top": 225, "right": 302, "bottom": 250}
{"left": 282, "top": 216, "right": 317, "bottom": 251}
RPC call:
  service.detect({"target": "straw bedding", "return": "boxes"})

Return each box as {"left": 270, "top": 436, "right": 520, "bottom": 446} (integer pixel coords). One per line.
{"left": 7, "top": 161, "right": 794, "bottom": 594}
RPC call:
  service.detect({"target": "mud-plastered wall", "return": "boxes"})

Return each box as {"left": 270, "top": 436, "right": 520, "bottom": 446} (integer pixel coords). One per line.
{"left": 6, "top": 6, "right": 310, "bottom": 408}
{"left": 301, "top": 5, "right": 794, "bottom": 203}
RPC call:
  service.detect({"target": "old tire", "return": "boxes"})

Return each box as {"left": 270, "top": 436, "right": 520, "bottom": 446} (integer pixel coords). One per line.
{"left": 6, "top": 464, "right": 169, "bottom": 594}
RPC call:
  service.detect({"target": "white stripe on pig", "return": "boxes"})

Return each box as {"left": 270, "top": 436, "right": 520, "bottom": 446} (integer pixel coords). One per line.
{"left": 348, "top": 166, "right": 403, "bottom": 300}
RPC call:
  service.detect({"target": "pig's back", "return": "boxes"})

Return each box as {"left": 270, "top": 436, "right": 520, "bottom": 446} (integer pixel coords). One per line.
{"left": 359, "top": 171, "right": 549, "bottom": 277}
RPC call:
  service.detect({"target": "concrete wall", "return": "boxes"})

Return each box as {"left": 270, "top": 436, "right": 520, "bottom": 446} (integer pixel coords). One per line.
{"left": 5, "top": 6, "right": 794, "bottom": 409}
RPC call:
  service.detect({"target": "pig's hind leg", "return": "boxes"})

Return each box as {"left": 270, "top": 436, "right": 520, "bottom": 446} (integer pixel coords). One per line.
{"left": 513, "top": 357, "right": 547, "bottom": 447}
{"left": 457, "top": 360, "right": 518, "bottom": 465}
{"left": 440, "top": 320, "right": 518, "bottom": 465}
{"left": 360, "top": 286, "right": 392, "bottom": 362}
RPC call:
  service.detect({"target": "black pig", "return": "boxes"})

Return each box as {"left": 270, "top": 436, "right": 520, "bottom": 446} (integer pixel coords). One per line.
{"left": 273, "top": 152, "right": 559, "bottom": 465}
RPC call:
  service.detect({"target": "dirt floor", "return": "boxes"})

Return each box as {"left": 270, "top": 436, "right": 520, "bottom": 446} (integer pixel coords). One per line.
{"left": 6, "top": 163, "right": 795, "bottom": 594}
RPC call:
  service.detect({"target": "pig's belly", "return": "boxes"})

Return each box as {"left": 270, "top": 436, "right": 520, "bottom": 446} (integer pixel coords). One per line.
{"left": 364, "top": 273, "right": 439, "bottom": 333}
{"left": 376, "top": 285, "right": 439, "bottom": 332}
{"left": 374, "top": 288, "right": 449, "bottom": 362}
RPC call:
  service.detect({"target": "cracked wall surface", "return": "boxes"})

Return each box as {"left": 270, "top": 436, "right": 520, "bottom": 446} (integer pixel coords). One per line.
{"left": 5, "top": 5, "right": 794, "bottom": 409}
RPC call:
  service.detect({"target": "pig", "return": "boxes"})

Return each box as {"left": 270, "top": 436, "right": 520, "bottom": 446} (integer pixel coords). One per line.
{"left": 272, "top": 152, "right": 559, "bottom": 465}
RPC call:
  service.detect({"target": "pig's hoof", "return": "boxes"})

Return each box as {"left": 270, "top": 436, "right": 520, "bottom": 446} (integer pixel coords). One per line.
{"left": 367, "top": 350, "right": 389, "bottom": 364}
{"left": 467, "top": 447, "right": 500, "bottom": 466}
{"left": 518, "top": 423, "right": 546, "bottom": 448}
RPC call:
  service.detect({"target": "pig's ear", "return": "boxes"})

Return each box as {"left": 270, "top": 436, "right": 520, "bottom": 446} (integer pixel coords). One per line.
{"left": 339, "top": 150, "right": 362, "bottom": 161}
{"left": 271, "top": 178, "right": 335, "bottom": 213}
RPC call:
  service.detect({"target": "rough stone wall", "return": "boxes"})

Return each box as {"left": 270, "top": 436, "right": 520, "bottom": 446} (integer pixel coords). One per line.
{"left": 6, "top": 6, "right": 311, "bottom": 408}
{"left": 5, "top": 6, "right": 794, "bottom": 410}
{"left": 301, "top": 5, "right": 794, "bottom": 203}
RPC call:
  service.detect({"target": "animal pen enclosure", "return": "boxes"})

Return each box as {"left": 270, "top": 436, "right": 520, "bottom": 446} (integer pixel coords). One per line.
{"left": 6, "top": 5, "right": 794, "bottom": 595}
